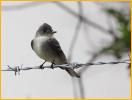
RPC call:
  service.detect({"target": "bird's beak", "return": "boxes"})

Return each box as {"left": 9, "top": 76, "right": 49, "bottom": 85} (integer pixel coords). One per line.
{"left": 52, "top": 31, "right": 57, "bottom": 33}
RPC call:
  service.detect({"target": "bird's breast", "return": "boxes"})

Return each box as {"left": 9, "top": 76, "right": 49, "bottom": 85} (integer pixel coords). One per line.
{"left": 32, "top": 36, "right": 67, "bottom": 64}
{"left": 33, "top": 37, "right": 50, "bottom": 59}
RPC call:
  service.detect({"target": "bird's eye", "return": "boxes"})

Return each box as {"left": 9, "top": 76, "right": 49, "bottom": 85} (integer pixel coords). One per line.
{"left": 44, "top": 28, "right": 53, "bottom": 33}
{"left": 43, "top": 27, "right": 49, "bottom": 33}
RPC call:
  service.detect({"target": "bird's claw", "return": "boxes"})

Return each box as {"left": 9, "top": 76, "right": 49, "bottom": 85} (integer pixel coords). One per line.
{"left": 39, "top": 61, "right": 46, "bottom": 69}
{"left": 51, "top": 60, "right": 55, "bottom": 69}
{"left": 40, "top": 64, "right": 44, "bottom": 69}
{"left": 51, "top": 62, "right": 55, "bottom": 69}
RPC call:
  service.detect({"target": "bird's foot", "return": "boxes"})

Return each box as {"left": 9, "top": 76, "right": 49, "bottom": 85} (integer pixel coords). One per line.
{"left": 51, "top": 60, "right": 55, "bottom": 69}
{"left": 39, "top": 61, "right": 46, "bottom": 69}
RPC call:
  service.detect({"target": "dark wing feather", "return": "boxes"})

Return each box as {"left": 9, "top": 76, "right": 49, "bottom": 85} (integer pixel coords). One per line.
{"left": 47, "top": 38, "right": 79, "bottom": 77}
{"left": 47, "top": 38, "right": 67, "bottom": 62}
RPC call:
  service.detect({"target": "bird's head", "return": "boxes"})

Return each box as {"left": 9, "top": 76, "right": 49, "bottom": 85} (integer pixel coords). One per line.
{"left": 36, "top": 23, "right": 56, "bottom": 37}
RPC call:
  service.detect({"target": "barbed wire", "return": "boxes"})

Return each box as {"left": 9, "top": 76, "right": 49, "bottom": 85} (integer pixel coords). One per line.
{"left": 1, "top": 59, "right": 130, "bottom": 75}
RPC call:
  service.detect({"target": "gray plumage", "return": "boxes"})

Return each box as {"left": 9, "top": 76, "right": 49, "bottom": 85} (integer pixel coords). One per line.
{"left": 31, "top": 23, "right": 80, "bottom": 78}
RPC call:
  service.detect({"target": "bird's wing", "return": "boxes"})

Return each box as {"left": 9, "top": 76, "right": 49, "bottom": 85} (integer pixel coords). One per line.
{"left": 45, "top": 38, "right": 79, "bottom": 77}
{"left": 47, "top": 38, "right": 67, "bottom": 62}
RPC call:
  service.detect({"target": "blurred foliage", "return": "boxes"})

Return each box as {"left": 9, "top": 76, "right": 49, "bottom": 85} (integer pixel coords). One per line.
{"left": 102, "top": 8, "right": 130, "bottom": 59}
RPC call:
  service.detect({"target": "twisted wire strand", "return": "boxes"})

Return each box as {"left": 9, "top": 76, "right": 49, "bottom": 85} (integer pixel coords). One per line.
{"left": 1, "top": 60, "right": 130, "bottom": 75}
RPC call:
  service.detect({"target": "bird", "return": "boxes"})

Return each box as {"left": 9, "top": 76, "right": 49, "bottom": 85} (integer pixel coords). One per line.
{"left": 31, "top": 23, "right": 80, "bottom": 78}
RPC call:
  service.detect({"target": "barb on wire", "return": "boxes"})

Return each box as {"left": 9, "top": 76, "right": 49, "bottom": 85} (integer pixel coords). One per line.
{"left": 1, "top": 60, "right": 130, "bottom": 75}
{"left": 68, "top": 2, "right": 85, "bottom": 99}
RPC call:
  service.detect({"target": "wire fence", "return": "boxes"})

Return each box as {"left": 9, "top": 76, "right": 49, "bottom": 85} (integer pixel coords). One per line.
{"left": 1, "top": 1, "right": 130, "bottom": 98}
{"left": 1, "top": 59, "right": 130, "bottom": 76}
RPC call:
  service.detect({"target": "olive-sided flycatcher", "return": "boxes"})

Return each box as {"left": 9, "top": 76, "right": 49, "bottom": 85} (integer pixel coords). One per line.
{"left": 31, "top": 23, "right": 79, "bottom": 78}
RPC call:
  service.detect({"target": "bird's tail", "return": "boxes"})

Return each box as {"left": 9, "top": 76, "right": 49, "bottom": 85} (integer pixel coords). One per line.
{"left": 65, "top": 68, "right": 80, "bottom": 78}
{"left": 57, "top": 59, "right": 80, "bottom": 78}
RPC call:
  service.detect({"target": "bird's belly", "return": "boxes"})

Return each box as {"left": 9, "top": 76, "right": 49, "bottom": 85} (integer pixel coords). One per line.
{"left": 33, "top": 38, "right": 55, "bottom": 61}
